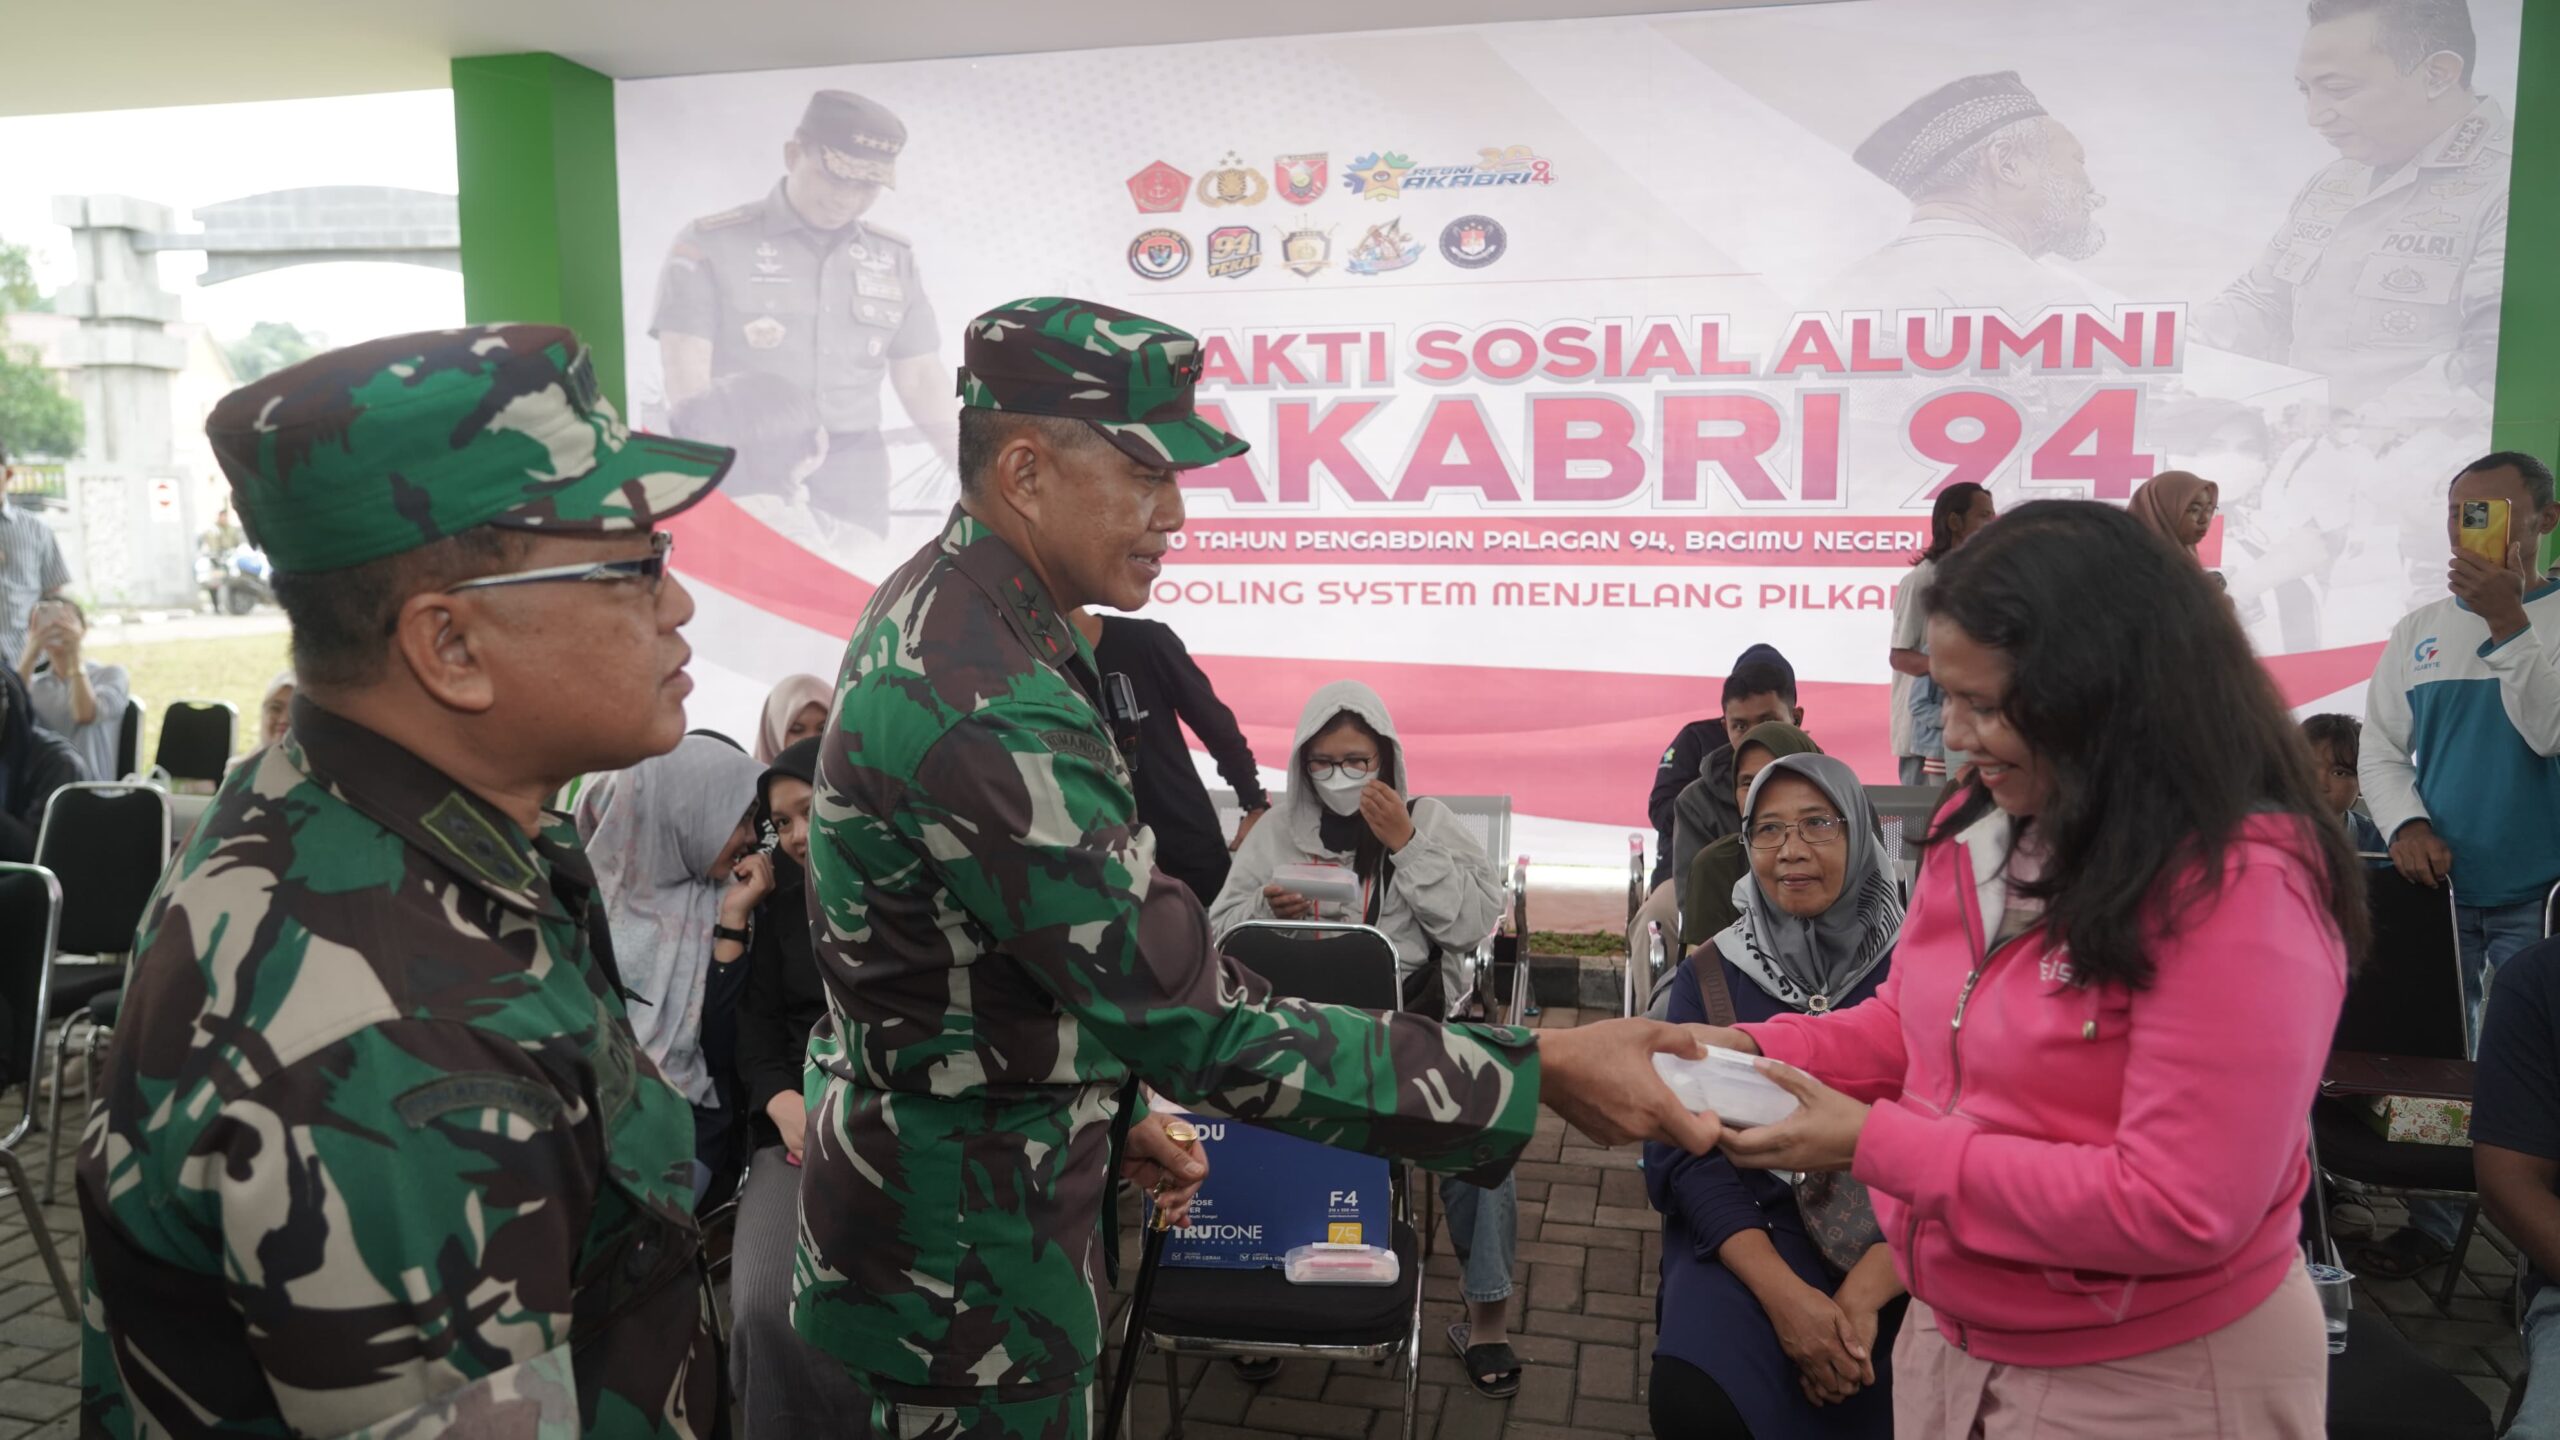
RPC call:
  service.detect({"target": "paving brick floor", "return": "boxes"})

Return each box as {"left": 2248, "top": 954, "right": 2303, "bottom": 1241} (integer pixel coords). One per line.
{"left": 1, "top": 1020, "right": 2529, "bottom": 1438}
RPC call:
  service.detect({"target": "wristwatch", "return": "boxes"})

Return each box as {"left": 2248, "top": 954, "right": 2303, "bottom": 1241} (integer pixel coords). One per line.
{"left": 712, "top": 922, "right": 753, "bottom": 945}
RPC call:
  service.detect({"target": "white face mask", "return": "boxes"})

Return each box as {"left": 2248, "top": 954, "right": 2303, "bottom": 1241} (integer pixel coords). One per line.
{"left": 1313, "top": 767, "right": 1371, "bottom": 816}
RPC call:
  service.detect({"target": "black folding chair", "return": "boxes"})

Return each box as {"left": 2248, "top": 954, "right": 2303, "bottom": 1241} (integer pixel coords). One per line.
{"left": 1125, "top": 920, "right": 1424, "bottom": 1440}
{"left": 2314, "top": 867, "right": 2478, "bottom": 1311}
{"left": 115, "top": 695, "right": 142, "bottom": 781}
{"left": 34, "top": 782, "right": 172, "bottom": 1202}
{"left": 153, "top": 700, "right": 237, "bottom": 787}
{"left": 0, "top": 864, "right": 87, "bottom": 1320}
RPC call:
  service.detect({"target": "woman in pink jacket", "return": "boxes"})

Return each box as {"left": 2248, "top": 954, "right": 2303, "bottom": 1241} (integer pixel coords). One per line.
{"left": 1699, "top": 500, "right": 2367, "bottom": 1437}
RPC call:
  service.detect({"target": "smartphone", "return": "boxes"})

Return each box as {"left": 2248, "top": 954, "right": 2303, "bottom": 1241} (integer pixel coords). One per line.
{"left": 2459, "top": 498, "right": 2512, "bottom": 564}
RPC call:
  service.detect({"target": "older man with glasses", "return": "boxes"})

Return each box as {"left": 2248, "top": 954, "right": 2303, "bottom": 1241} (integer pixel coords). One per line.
{"left": 77, "top": 324, "right": 739, "bottom": 1438}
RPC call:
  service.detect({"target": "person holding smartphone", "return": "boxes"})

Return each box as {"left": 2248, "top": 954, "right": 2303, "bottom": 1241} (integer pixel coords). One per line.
{"left": 2356, "top": 450, "right": 2560, "bottom": 1279}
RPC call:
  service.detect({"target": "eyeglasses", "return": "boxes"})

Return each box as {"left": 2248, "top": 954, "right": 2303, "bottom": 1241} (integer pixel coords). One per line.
{"left": 1307, "top": 758, "right": 1377, "bottom": 783}
{"left": 1747, "top": 815, "right": 1847, "bottom": 850}
{"left": 449, "top": 531, "right": 675, "bottom": 596}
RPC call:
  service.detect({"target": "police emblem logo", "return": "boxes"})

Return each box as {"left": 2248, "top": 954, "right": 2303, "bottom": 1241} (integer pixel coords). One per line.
{"left": 1276, "top": 153, "right": 1328, "bottom": 205}
{"left": 743, "top": 315, "right": 788, "bottom": 349}
{"left": 2378, "top": 308, "right": 2420, "bottom": 337}
{"left": 1343, "top": 152, "right": 1416, "bottom": 201}
{"left": 2429, "top": 179, "right": 2485, "bottom": 199}
{"left": 1282, "top": 225, "right": 1334, "bottom": 279}
{"left": 1127, "top": 160, "right": 1193, "bottom": 214}
{"left": 1345, "top": 218, "right": 1422, "bottom": 276}
{"left": 2402, "top": 206, "right": 2461, "bottom": 231}
{"left": 1197, "top": 153, "right": 1270, "bottom": 207}
{"left": 1205, "top": 225, "right": 1263, "bottom": 279}
{"left": 1128, "top": 227, "right": 1193, "bottom": 280}
{"left": 2381, "top": 265, "right": 2427, "bottom": 294}
{"left": 1440, "top": 215, "right": 1507, "bottom": 269}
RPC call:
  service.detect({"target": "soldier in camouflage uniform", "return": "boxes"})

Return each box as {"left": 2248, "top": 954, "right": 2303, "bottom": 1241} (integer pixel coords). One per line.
{"left": 79, "top": 324, "right": 738, "bottom": 1438}
{"left": 797, "top": 296, "right": 1718, "bottom": 1437}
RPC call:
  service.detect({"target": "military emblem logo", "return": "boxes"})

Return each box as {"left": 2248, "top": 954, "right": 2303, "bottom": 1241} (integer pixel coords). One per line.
{"left": 2379, "top": 308, "right": 2420, "bottom": 337}
{"left": 1197, "top": 153, "right": 1270, "bottom": 208}
{"left": 1275, "top": 153, "right": 1328, "bottom": 205}
{"left": 2429, "top": 178, "right": 2485, "bottom": 199}
{"left": 1343, "top": 152, "right": 1416, "bottom": 201}
{"left": 1346, "top": 218, "right": 1422, "bottom": 276}
{"left": 2381, "top": 265, "right": 2427, "bottom": 294}
{"left": 1205, "top": 225, "right": 1263, "bottom": 279}
{"left": 1440, "top": 215, "right": 1507, "bottom": 269}
{"left": 1127, "top": 161, "right": 1192, "bottom": 214}
{"left": 743, "top": 315, "right": 787, "bottom": 350}
{"left": 1281, "top": 225, "right": 1334, "bottom": 279}
{"left": 2402, "top": 206, "right": 2461, "bottom": 231}
{"left": 752, "top": 241, "right": 784, "bottom": 279}
{"left": 1128, "top": 228, "right": 1192, "bottom": 280}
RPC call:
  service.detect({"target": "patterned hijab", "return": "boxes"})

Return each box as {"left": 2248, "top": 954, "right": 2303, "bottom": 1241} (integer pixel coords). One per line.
{"left": 1714, "top": 753, "right": 1903, "bottom": 1013}
{"left": 575, "top": 735, "right": 764, "bottom": 1104}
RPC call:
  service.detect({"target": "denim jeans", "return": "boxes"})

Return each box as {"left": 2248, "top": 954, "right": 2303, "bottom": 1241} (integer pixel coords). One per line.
{"left": 1441, "top": 1172, "right": 1518, "bottom": 1305}
{"left": 2410, "top": 896, "right": 2550, "bottom": 1248}
{"left": 2511, "top": 1285, "right": 2560, "bottom": 1439}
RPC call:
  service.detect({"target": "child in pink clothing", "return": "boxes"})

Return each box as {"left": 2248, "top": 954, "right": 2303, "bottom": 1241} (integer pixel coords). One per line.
{"left": 1699, "top": 501, "right": 2367, "bottom": 1437}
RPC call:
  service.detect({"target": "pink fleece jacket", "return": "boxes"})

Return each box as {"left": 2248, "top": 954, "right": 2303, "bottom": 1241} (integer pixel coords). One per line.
{"left": 1739, "top": 808, "right": 2346, "bottom": 1367}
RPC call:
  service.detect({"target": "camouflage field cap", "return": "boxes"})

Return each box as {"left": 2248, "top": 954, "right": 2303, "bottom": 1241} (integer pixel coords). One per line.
{"left": 955, "top": 297, "right": 1249, "bottom": 470}
{"left": 206, "top": 324, "right": 734, "bottom": 573}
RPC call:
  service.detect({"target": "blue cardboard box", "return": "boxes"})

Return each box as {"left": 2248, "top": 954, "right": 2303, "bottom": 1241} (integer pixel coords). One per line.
{"left": 1153, "top": 1107, "right": 1390, "bottom": 1270}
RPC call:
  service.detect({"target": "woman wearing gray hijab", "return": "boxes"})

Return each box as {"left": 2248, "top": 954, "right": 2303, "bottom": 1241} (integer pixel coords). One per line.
{"left": 576, "top": 733, "right": 767, "bottom": 1199}
{"left": 1644, "top": 753, "right": 1906, "bottom": 1440}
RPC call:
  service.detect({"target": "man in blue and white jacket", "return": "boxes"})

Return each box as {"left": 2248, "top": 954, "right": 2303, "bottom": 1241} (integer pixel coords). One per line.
{"left": 2364, "top": 451, "right": 2560, "bottom": 1016}
{"left": 2359, "top": 451, "right": 2560, "bottom": 1278}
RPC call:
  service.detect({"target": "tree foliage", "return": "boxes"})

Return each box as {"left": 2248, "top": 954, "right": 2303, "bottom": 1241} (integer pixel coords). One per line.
{"left": 222, "top": 320, "right": 322, "bottom": 383}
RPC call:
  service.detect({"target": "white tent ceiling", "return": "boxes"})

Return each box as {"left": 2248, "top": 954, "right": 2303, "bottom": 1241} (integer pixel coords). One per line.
{"left": 2, "top": 0, "right": 1832, "bottom": 117}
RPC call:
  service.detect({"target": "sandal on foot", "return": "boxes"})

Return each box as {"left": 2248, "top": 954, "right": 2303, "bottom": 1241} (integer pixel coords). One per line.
{"left": 2353, "top": 1226, "right": 2452, "bottom": 1280}
{"left": 1447, "top": 1323, "right": 1522, "bottom": 1399}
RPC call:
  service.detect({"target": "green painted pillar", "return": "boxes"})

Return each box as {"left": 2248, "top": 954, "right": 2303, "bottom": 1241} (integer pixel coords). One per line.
{"left": 451, "top": 53, "right": 627, "bottom": 408}
{"left": 2493, "top": 0, "right": 2560, "bottom": 561}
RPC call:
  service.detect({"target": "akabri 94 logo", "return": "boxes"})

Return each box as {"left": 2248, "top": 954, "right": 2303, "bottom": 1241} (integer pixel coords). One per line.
{"left": 2414, "top": 636, "right": 2441, "bottom": 668}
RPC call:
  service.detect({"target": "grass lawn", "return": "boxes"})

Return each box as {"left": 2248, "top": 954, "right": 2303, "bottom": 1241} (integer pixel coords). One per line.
{"left": 86, "top": 630, "right": 292, "bottom": 764}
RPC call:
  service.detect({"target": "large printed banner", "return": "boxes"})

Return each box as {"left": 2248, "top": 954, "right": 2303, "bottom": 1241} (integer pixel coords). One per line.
{"left": 616, "top": 0, "right": 2520, "bottom": 861}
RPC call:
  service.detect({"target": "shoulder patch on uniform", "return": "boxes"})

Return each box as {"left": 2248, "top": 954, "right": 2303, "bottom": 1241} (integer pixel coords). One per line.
{"left": 1039, "top": 729, "right": 1117, "bottom": 768}
{"left": 693, "top": 204, "right": 758, "bottom": 232}
{"left": 422, "top": 791, "right": 539, "bottom": 894}
{"left": 395, "top": 1073, "right": 566, "bottom": 1130}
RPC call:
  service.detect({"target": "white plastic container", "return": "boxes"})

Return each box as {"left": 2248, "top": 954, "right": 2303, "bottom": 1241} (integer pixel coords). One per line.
{"left": 1271, "top": 863, "right": 1362, "bottom": 920}
{"left": 1652, "top": 1046, "right": 1800, "bottom": 1128}
{"left": 1283, "top": 1242, "right": 1401, "bottom": 1286}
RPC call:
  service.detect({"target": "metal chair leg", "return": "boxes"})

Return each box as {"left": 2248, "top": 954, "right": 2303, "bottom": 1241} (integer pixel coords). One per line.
{"left": 0, "top": 1151, "right": 77, "bottom": 1322}
{"left": 1402, "top": 1280, "right": 1423, "bottom": 1440}
{"left": 1159, "top": 1345, "right": 1183, "bottom": 1440}
{"left": 42, "top": 1014, "right": 79, "bottom": 1205}
{"left": 2437, "top": 1201, "right": 2482, "bottom": 1312}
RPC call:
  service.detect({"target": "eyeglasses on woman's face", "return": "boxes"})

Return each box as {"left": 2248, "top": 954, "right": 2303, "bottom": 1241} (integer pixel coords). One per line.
{"left": 1747, "top": 814, "right": 1847, "bottom": 850}
{"left": 1306, "top": 756, "right": 1378, "bottom": 783}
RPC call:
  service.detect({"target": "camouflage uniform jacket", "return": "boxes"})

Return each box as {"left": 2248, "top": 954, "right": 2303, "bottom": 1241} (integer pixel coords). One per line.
{"left": 796, "top": 509, "right": 1541, "bottom": 1406}
{"left": 78, "top": 700, "right": 720, "bottom": 1439}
